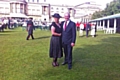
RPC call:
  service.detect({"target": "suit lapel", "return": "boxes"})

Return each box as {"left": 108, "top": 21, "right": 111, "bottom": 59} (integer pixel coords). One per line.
{"left": 62, "top": 21, "right": 65, "bottom": 30}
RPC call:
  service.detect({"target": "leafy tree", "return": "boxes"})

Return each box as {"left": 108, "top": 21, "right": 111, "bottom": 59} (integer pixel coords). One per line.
{"left": 91, "top": 0, "right": 120, "bottom": 19}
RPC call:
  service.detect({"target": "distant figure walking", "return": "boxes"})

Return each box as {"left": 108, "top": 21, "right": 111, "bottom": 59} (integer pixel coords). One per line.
{"left": 26, "top": 17, "right": 34, "bottom": 40}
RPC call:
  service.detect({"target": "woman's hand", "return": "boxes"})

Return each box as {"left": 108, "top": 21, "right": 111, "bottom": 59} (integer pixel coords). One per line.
{"left": 58, "top": 33, "right": 61, "bottom": 36}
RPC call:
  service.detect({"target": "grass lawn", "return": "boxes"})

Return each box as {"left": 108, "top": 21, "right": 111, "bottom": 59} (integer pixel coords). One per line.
{"left": 0, "top": 27, "right": 120, "bottom": 80}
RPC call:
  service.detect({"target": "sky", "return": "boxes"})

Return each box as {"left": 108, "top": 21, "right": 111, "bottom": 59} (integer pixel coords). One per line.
{"left": 45, "top": 0, "right": 113, "bottom": 9}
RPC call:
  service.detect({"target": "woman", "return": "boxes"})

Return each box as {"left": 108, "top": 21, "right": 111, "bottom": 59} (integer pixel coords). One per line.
{"left": 79, "top": 22, "right": 84, "bottom": 37}
{"left": 49, "top": 13, "right": 63, "bottom": 67}
{"left": 91, "top": 23, "right": 96, "bottom": 37}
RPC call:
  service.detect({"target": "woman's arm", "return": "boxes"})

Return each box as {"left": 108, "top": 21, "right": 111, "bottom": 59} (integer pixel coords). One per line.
{"left": 51, "top": 26, "right": 61, "bottom": 36}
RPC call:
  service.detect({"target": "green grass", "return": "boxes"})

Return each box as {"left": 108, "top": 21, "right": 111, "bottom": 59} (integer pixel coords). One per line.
{"left": 0, "top": 28, "right": 120, "bottom": 80}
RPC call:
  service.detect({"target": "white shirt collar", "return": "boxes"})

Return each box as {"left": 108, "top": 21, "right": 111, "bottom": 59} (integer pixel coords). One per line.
{"left": 64, "top": 20, "right": 70, "bottom": 25}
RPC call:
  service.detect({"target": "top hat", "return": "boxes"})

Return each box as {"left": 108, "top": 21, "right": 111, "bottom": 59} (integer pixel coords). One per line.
{"left": 52, "top": 13, "right": 62, "bottom": 18}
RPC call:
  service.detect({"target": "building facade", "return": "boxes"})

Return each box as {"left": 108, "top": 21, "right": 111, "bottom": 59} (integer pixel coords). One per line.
{"left": 0, "top": 0, "right": 101, "bottom": 22}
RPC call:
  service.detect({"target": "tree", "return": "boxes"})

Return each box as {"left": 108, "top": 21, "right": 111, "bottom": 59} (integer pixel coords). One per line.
{"left": 91, "top": 0, "right": 120, "bottom": 19}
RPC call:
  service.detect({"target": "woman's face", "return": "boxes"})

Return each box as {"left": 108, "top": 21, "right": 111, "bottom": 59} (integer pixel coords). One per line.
{"left": 54, "top": 17, "right": 59, "bottom": 22}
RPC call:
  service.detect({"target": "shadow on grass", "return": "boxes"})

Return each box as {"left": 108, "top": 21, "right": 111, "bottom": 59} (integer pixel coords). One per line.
{"left": 36, "top": 37, "right": 120, "bottom": 80}
{"left": 0, "top": 30, "right": 17, "bottom": 33}
{"left": 0, "top": 30, "right": 17, "bottom": 36}
{"left": 0, "top": 34, "right": 10, "bottom": 36}
{"left": 71, "top": 37, "right": 120, "bottom": 80}
{"left": 35, "top": 36, "right": 50, "bottom": 39}
{"left": 73, "top": 36, "right": 120, "bottom": 63}
{"left": 8, "top": 36, "right": 120, "bottom": 80}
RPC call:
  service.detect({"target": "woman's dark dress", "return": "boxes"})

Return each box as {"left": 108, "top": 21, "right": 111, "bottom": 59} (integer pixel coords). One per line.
{"left": 49, "top": 22, "right": 63, "bottom": 58}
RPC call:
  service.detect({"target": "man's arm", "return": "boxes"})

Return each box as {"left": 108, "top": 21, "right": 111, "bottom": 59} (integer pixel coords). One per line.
{"left": 71, "top": 22, "right": 76, "bottom": 46}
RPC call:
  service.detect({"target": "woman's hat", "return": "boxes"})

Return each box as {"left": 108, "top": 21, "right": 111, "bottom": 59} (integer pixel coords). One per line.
{"left": 29, "top": 17, "right": 33, "bottom": 20}
{"left": 52, "top": 13, "right": 62, "bottom": 18}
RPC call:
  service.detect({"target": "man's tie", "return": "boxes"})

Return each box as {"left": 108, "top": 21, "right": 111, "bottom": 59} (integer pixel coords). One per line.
{"left": 64, "top": 21, "right": 67, "bottom": 31}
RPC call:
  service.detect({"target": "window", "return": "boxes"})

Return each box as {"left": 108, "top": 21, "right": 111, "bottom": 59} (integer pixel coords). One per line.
{"left": 20, "top": 4, "right": 23, "bottom": 13}
{"left": 51, "top": 7, "right": 53, "bottom": 9}
{"left": 56, "top": 8, "right": 59, "bottom": 10}
{"left": 0, "top": 7, "right": 4, "bottom": 13}
{"left": 28, "top": 9, "right": 31, "bottom": 14}
{"left": 37, "top": 0, "right": 39, "bottom": 2}
{"left": 32, "top": 9, "right": 35, "bottom": 11}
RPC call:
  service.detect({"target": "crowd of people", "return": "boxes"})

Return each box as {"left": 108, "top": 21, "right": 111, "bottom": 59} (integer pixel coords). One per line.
{"left": 76, "top": 21, "right": 97, "bottom": 37}
{"left": 0, "top": 18, "right": 16, "bottom": 31}
{"left": 0, "top": 17, "right": 50, "bottom": 32}
{"left": 0, "top": 17, "right": 27, "bottom": 32}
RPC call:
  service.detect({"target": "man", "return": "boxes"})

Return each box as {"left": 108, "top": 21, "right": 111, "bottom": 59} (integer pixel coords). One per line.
{"left": 86, "top": 22, "right": 91, "bottom": 37}
{"left": 8, "top": 18, "right": 11, "bottom": 29}
{"left": 26, "top": 17, "right": 34, "bottom": 40}
{"left": 61, "top": 12, "right": 76, "bottom": 70}
{"left": 76, "top": 21, "right": 80, "bottom": 31}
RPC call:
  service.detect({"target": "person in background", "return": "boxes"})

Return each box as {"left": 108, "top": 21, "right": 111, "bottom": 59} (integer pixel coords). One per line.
{"left": 22, "top": 19, "right": 27, "bottom": 31}
{"left": 43, "top": 18, "right": 47, "bottom": 30}
{"left": 13, "top": 19, "right": 17, "bottom": 28}
{"left": 8, "top": 18, "right": 11, "bottom": 29}
{"left": 86, "top": 22, "right": 91, "bottom": 37}
{"left": 91, "top": 23, "right": 96, "bottom": 37}
{"left": 49, "top": 13, "right": 63, "bottom": 67}
{"left": 79, "top": 22, "right": 84, "bottom": 37}
{"left": 26, "top": 17, "right": 34, "bottom": 40}
{"left": 76, "top": 21, "right": 80, "bottom": 31}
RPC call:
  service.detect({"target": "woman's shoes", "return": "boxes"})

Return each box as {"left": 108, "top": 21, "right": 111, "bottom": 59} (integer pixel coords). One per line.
{"left": 55, "top": 62, "right": 59, "bottom": 66}
{"left": 52, "top": 62, "right": 59, "bottom": 67}
{"left": 52, "top": 62, "right": 56, "bottom": 67}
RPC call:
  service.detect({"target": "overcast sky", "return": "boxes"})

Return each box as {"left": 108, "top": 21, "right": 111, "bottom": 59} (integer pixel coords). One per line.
{"left": 45, "top": 0, "right": 113, "bottom": 9}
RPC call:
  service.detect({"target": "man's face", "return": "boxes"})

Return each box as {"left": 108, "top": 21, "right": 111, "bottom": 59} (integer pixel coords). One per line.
{"left": 64, "top": 13, "right": 70, "bottom": 21}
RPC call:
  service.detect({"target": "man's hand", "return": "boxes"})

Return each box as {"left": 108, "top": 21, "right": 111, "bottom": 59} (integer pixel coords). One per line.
{"left": 71, "top": 43, "right": 75, "bottom": 47}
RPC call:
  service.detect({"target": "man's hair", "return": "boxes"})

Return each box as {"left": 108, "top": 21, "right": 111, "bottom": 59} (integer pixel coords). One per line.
{"left": 64, "top": 12, "right": 70, "bottom": 17}
{"left": 29, "top": 17, "right": 33, "bottom": 20}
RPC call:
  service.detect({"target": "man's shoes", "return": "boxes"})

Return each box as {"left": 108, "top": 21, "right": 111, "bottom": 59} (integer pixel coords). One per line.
{"left": 62, "top": 62, "right": 68, "bottom": 65}
{"left": 68, "top": 64, "right": 72, "bottom": 70}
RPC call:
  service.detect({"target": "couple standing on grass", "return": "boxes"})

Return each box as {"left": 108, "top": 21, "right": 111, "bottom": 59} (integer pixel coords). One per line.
{"left": 49, "top": 12, "right": 76, "bottom": 70}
